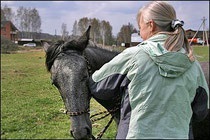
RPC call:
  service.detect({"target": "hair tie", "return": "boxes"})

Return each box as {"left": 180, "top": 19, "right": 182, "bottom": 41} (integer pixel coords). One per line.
{"left": 171, "top": 19, "right": 184, "bottom": 29}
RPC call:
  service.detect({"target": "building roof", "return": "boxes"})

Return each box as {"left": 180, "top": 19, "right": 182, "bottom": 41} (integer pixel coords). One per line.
{"left": 185, "top": 28, "right": 206, "bottom": 38}
{"left": 185, "top": 29, "right": 195, "bottom": 32}
{"left": 20, "top": 38, "right": 34, "bottom": 41}
{"left": 1, "top": 20, "right": 18, "bottom": 31}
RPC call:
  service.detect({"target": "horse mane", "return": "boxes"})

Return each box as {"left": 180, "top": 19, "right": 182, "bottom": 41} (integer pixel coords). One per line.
{"left": 45, "top": 40, "right": 65, "bottom": 72}
{"left": 45, "top": 39, "right": 118, "bottom": 72}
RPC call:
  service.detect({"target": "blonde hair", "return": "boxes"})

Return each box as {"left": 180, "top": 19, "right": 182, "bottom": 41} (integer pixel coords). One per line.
{"left": 137, "top": 1, "right": 194, "bottom": 61}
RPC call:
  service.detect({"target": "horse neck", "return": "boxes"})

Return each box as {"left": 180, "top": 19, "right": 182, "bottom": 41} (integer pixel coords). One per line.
{"left": 84, "top": 46, "right": 119, "bottom": 72}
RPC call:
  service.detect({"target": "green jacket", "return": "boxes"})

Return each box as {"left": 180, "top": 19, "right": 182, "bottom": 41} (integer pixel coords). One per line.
{"left": 89, "top": 34, "right": 209, "bottom": 139}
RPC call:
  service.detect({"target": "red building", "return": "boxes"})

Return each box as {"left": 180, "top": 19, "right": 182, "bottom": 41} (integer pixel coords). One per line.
{"left": 185, "top": 29, "right": 204, "bottom": 39}
{"left": 1, "top": 21, "right": 18, "bottom": 42}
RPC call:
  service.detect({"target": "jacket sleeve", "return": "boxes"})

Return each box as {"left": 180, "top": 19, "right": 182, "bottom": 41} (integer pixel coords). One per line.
{"left": 88, "top": 48, "right": 134, "bottom": 101}
{"left": 89, "top": 74, "right": 130, "bottom": 100}
{"left": 191, "top": 86, "right": 209, "bottom": 122}
{"left": 191, "top": 62, "right": 209, "bottom": 122}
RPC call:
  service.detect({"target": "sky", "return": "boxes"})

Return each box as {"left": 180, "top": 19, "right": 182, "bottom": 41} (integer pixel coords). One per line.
{"left": 1, "top": 1, "right": 209, "bottom": 36}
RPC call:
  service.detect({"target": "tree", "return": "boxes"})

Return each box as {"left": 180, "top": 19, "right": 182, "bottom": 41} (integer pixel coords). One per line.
{"left": 1, "top": 4, "right": 15, "bottom": 22}
{"left": 72, "top": 20, "right": 78, "bottom": 36}
{"left": 16, "top": 6, "right": 30, "bottom": 37}
{"left": 16, "top": 6, "right": 24, "bottom": 32}
{"left": 104, "top": 21, "right": 114, "bottom": 46}
{"left": 100, "top": 20, "right": 113, "bottom": 46}
{"left": 78, "top": 17, "right": 89, "bottom": 35}
{"left": 117, "top": 23, "right": 137, "bottom": 45}
{"left": 16, "top": 6, "right": 41, "bottom": 38}
{"left": 1, "top": 9, "right": 6, "bottom": 22}
{"left": 72, "top": 17, "right": 114, "bottom": 46}
{"left": 30, "top": 8, "right": 41, "bottom": 33}
{"left": 90, "top": 18, "right": 100, "bottom": 43}
{"left": 61, "top": 23, "right": 69, "bottom": 41}
{"left": 100, "top": 20, "right": 106, "bottom": 47}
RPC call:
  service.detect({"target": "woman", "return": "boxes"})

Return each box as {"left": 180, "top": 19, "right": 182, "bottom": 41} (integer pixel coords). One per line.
{"left": 89, "top": 1, "right": 209, "bottom": 139}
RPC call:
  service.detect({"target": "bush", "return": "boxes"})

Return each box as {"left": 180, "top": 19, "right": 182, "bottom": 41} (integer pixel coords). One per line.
{"left": 1, "top": 36, "right": 19, "bottom": 54}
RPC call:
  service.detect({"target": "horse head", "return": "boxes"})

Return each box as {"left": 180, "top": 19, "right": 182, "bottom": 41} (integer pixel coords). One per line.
{"left": 42, "top": 26, "right": 92, "bottom": 139}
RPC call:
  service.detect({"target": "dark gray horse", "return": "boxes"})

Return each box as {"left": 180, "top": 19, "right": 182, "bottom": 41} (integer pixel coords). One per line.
{"left": 43, "top": 26, "right": 119, "bottom": 139}
{"left": 43, "top": 26, "right": 209, "bottom": 139}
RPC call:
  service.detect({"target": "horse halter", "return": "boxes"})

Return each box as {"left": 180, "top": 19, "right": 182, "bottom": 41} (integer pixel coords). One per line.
{"left": 66, "top": 108, "right": 90, "bottom": 116}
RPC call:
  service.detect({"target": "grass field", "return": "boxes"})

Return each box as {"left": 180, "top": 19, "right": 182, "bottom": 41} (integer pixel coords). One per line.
{"left": 192, "top": 45, "right": 209, "bottom": 62}
{"left": 1, "top": 46, "right": 209, "bottom": 139}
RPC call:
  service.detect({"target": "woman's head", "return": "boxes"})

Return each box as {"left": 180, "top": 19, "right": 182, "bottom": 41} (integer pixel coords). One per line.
{"left": 137, "top": 1, "right": 194, "bottom": 61}
{"left": 137, "top": 1, "right": 176, "bottom": 33}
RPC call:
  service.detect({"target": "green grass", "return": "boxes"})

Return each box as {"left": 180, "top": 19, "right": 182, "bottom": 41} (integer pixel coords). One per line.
{"left": 192, "top": 45, "right": 209, "bottom": 62}
{"left": 1, "top": 50, "right": 117, "bottom": 139}
{"left": 1, "top": 46, "right": 208, "bottom": 139}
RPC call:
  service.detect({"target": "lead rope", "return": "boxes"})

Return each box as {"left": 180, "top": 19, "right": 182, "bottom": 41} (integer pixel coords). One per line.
{"left": 90, "top": 109, "right": 118, "bottom": 140}
{"left": 95, "top": 115, "right": 115, "bottom": 139}
{"left": 90, "top": 97, "right": 121, "bottom": 139}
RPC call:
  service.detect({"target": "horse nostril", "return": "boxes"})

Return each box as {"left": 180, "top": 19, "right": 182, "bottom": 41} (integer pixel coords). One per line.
{"left": 70, "top": 127, "right": 92, "bottom": 139}
{"left": 85, "top": 127, "right": 94, "bottom": 139}
{"left": 86, "top": 127, "right": 91, "bottom": 135}
{"left": 91, "top": 135, "right": 96, "bottom": 140}
{"left": 70, "top": 130, "right": 75, "bottom": 138}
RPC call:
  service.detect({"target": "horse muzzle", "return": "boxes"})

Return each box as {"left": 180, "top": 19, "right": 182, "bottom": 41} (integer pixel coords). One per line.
{"left": 70, "top": 126, "right": 92, "bottom": 139}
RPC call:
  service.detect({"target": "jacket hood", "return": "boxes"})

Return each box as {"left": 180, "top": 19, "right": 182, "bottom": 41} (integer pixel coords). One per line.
{"left": 140, "top": 34, "right": 193, "bottom": 78}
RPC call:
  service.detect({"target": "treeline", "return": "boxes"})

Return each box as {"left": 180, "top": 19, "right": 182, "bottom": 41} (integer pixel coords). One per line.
{"left": 69, "top": 17, "right": 114, "bottom": 46}
{"left": 64, "top": 18, "right": 137, "bottom": 46}
{"left": 1, "top": 4, "right": 138, "bottom": 46}
{"left": 1, "top": 5, "right": 41, "bottom": 39}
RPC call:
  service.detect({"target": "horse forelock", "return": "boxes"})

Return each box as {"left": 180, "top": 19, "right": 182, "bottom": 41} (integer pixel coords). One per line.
{"left": 45, "top": 39, "right": 87, "bottom": 72}
{"left": 45, "top": 40, "right": 65, "bottom": 72}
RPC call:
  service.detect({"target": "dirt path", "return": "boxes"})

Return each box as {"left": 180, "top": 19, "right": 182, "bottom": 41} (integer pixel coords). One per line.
{"left": 15, "top": 48, "right": 44, "bottom": 53}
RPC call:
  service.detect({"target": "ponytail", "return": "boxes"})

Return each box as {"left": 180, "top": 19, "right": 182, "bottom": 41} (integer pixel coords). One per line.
{"left": 161, "top": 20, "right": 195, "bottom": 61}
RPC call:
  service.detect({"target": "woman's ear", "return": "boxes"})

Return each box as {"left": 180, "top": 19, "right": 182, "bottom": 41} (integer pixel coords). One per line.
{"left": 149, "top": 20, "right": 156, "bottom": 32}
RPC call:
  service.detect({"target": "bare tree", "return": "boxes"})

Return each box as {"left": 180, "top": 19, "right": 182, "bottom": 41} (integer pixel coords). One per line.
{"left": 1, "top": 4, "right": 15, "bottom": 22}
{"left": 30, "top": 8, "right": 41, "bottom": 33}
{"left": 100, "top": 20, "right": 113, "bottom": 46}
{"left": 104, "top": 21, "right": 113, "bottom": 46}
{"left": 16, "top": 6, "right": 41, "bottom": 38}
{"left": 78, "top": 17, "right": 89, "bottom": 35}
{"left": 100, "top": 20, "right": 107, "bottom": 47}
{"left": 90, "top": 18, "right": 100, "bottom": 43}
{"left": 61, "top": 23, "right": 69, "bottom": 41}
{"left": 72, "top": 17, "right": 114, "bottom": 46}
{"left": 72, "top": 20, "right": 78, "bottom": 36}
{"left": 16, "top": 7, "right": 30, "bottom": 37}
{"left": 1, "top": 9, "right": 6, "bottom": 22}
{"left": 16, "top": 6, "right": 24, "bottom": 32}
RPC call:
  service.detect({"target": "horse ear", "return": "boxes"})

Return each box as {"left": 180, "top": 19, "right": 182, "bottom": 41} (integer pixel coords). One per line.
{"left": 41, "top": 40, "right": 51, "bottom": 52}
{"left": 77, "top": 26, "right": 91, "bottom": 51}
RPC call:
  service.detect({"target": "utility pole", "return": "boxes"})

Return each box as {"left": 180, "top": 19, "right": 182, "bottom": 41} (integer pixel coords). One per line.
{"left": 55, "top": 29, "right": 57, "bottom": 40}
{"left": 202, "top": 17, "right": 209, "bottom": 46}
{"left": 189, "top": 17, "right": 209, "bottom": 46}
